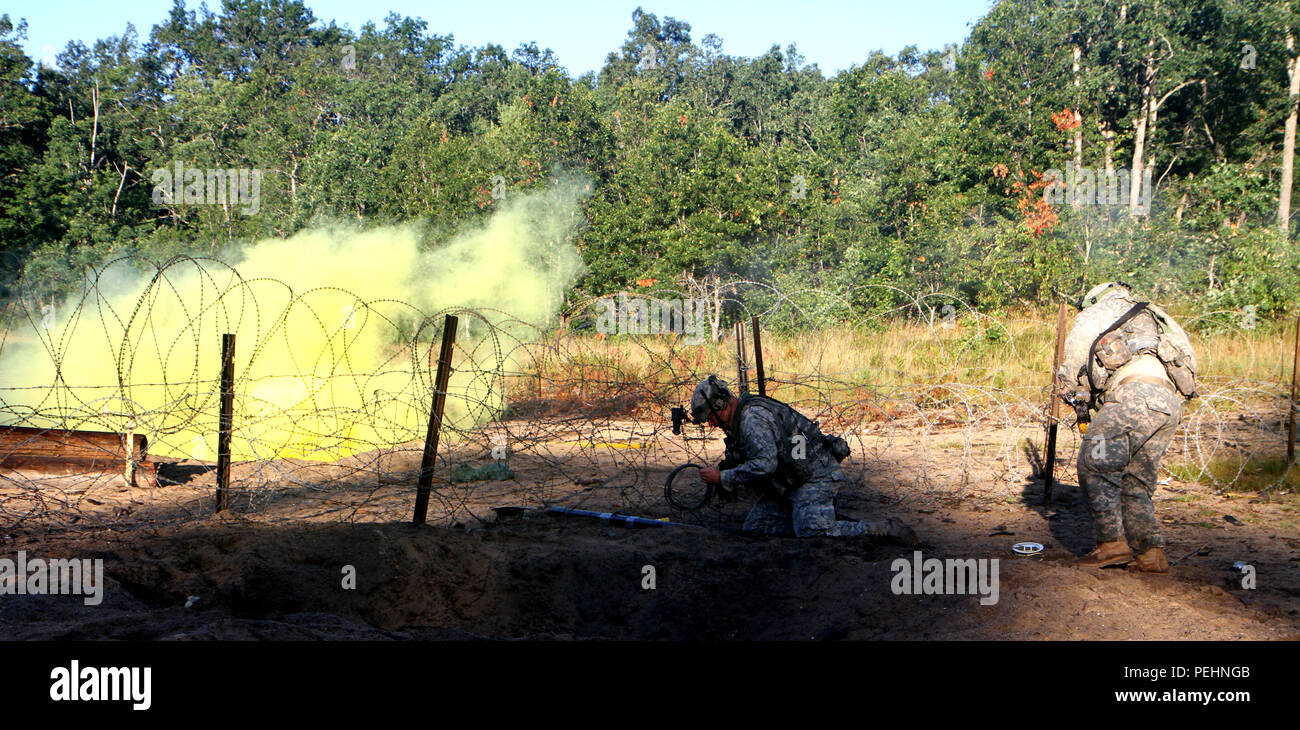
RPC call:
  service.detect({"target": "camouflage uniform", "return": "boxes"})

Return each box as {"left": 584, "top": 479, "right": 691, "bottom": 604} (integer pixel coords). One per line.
{"left": 1075, "top": 381, "right": 1181, "bottom": 552}
{"left": 719, "top": 395, "right": 870, "bottom": 538}
{"left": 688, "top": 375, "right": 911, "bottom": 542}
{"left": 1057, "top": 287, "right": 1185, "bottom": 553}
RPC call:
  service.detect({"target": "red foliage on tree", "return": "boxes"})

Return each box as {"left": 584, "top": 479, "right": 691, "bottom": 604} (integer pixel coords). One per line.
{"left": 1009, "top": 170, "right": 1058, "bottom": 237}
{"left": 1051, "top": 106, "right": 1081, "bottom": 131}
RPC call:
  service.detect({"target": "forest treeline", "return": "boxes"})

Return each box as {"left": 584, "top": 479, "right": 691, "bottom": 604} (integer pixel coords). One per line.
{"left": 3, "top": 0, "right": 1300, "bottom": 327}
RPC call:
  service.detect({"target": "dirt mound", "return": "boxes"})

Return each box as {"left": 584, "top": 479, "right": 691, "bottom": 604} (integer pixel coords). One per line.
{"left": 3, "top": 505, "right": 1296, "bottom": 640}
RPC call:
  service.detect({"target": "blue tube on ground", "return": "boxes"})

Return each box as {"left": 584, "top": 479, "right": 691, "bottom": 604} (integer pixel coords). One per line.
{"left": 544, "top": 506, "right": 703, "bottom": 529}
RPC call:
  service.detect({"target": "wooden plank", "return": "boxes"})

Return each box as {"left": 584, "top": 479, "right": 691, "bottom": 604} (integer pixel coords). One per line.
{"left": 0, "top": 425, "right": 146, "bottom": 461}
{"left": 0, "top": 425, "right": 150, "bottom": 487}
{"left": 0, "top": 455, "right": 157, "bottom": 486}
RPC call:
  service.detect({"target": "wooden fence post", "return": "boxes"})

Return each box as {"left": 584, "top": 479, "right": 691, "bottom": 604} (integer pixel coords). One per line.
{"left": 1043, "top": 303, "right": 1068, "bottom": 509}
{"left": 1288, "top": 313, "right": 1300, "bottom": 465}
{"left": 215, "top": 333, "right": 235, "bottom": 512}
{"left": 413, "top": 315, "right": 458, "bottom": 525}
{"left": 734, "top": 321, "right": 749, "bottom": 393}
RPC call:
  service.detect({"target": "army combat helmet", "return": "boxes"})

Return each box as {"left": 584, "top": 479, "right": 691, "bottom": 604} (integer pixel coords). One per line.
{"left": 689, "top": 374, "right": 734, "bottom": 424}
{"left": 1080, "top": 281, "right": 1132, "bottom": 309}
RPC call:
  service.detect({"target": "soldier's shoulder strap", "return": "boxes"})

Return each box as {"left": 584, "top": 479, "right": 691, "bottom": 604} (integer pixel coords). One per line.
{"left": 737, "top": 392, "right": 789, "bottom": 410}
{"left": 734, "top": 392, "right": 769, "bottom": 420}
{"left": 1085, "top": 301, "right": 1150, "bottom": 394}
{"left": 739, "top": 393, "right": 833, "bottom": 436}
{"left": 732, "top": 393, "right": 796, "bottom": 433}
{"left": 738, "top": 393, "right": 804, "bottom": 418}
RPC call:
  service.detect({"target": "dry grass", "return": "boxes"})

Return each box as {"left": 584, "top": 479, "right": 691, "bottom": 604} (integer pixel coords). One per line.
{"left": 1167, "top": 455, "right": 1300, "bottom": 498}
{"left": 507, "top": 312, "right": 1297, "bottom": 411}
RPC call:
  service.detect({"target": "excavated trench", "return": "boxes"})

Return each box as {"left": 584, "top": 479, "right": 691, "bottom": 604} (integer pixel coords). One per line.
{"left": 3, "top": 509, "right": 1294, "bottom": 641}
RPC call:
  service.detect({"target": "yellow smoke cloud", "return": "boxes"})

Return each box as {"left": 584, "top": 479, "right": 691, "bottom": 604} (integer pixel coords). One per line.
{"left": 0, "top": 180, "right": 588, "bottom": 462}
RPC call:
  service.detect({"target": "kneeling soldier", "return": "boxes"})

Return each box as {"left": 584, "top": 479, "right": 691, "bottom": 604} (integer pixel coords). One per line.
{"left": 690, "top": 375, "right": 917, "bottom": 544}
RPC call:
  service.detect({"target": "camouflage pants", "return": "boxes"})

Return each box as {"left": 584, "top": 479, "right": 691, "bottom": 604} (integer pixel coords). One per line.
{"left": 1077, "top": 380, "right": 1183, "bottom": 553}
{"left": 742, "top": 470, "right": 870, "bottom": 537}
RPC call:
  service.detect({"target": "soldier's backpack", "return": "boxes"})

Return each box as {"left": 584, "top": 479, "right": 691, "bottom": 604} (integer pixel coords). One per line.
{"left": 1087, "top": 302, "right": 1199, "bottom": 400}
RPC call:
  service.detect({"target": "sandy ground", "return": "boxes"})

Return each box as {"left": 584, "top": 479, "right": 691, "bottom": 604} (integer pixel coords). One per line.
{"left": 1, "top": 415, "right": 1297, "bottom": 640}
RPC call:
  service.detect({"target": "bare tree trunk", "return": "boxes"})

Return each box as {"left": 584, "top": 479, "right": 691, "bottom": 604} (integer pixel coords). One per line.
{"left": 1200, "top": 79, "right": 1223, "bottom": 160}
{"left": 683, "top": 271, "right": 724, "bottom": 344}
{"left": 110, "top": 163, "right": 127, "bottom": 219}
{"left": 90, "top": 80, "right": 100, "bottom": 173}
{"left": 1279, "top": 27, "right": 1300, "bottom": 234}
{"left": 710, "top": 279, "right": 722, "bottom": 344}
{"left": 1130, "top": 46, "right": 1154, "bottom": 215}
{"left": 1119, "top": 3, "right": 1127, "bottom": 51}
{"left": 1102, "top": 4, "right": 1124, "bottom": 181}
{"left": 1072, "top": 44, "right": 1084, "bottom": 209}
{"left": 1101, "top": 121, "right": 1115, "bottom": 177}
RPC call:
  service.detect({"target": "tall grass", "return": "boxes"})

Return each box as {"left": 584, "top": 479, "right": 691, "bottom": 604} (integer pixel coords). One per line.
{"left": 508, "top": 312, "right": 1297, "bottom": 412}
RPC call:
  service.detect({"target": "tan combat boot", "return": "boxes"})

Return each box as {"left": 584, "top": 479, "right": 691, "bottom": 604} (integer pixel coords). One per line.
{"left": 1132, "top": 547, "right": 1169, "bottom": 573}
{"left": 1076, "top": 539, "right": 1133, "bottom": 568}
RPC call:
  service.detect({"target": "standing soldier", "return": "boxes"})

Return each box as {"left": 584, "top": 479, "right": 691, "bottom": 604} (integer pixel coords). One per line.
{"left": 689, "top": 375, "right": 917, "bottom": 544}
{"left": 1056, "top": 282, "right": 1199, "bottom": 572}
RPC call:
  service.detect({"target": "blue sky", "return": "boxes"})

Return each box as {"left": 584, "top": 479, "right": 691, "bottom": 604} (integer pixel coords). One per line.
{"left": 10, "top": 0, "right": 992, "bottom": 77}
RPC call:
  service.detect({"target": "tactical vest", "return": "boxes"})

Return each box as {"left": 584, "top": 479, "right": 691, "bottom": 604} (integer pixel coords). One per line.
{"left": 1086, "top": 302, "right": 1199, "bottom": 400}
{"left": 722, "top": 394, "right": 847, "bottom": 492}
